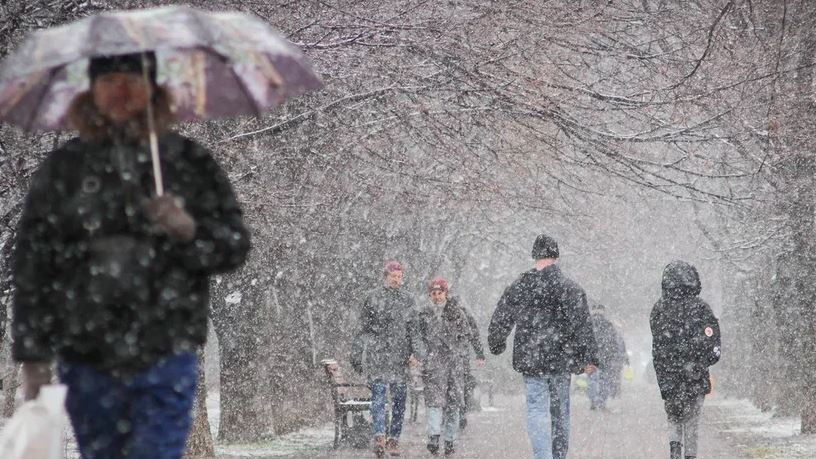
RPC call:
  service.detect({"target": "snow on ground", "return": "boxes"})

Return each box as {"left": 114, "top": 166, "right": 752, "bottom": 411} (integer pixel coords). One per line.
{"left": 208, "top": 391, "right": 336, "bottom": 458}
{"left": 216, "top": 425, "right": 335, "bottom": 458}
{"left": 708, "top": 397, "right": 816, "bottom": 458}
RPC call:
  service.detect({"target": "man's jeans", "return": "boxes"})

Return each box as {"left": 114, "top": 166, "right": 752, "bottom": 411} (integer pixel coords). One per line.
{"left": 524, "top": 374, "right": 571, "bottom": 459}
{"left": 370, "top": 381, "right": 408, "bottom": 438}
{"left": 58, "top": 353, "right": 197, "bottom": 459}
{"left": 588, "top": 369, "right": 611, "bottom": 408}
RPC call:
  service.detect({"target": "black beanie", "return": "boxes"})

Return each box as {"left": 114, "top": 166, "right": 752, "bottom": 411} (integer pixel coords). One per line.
{"left": 531, "top": 234, "right": 559, "bottom": 259}
{"left": 88, "top": 52, "right": 157, "bottom": 83}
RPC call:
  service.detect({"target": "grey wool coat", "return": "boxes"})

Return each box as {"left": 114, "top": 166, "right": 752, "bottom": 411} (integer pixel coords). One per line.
{"left": 416, "top": 297, "right": 475, "bottom": 407}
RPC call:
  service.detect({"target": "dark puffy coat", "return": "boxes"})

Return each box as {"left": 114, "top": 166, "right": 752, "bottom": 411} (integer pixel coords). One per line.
{"left": 12, "top": 92, "right": 250, "bottom": 374}
{"left": 351, "top": 286, "right": 419, "bottom": 383}
{"left": 488, "top": 265, "right": 599, "bottom": 376}
{"left": 650, "top": 261, "right": 721, "bottom": 402}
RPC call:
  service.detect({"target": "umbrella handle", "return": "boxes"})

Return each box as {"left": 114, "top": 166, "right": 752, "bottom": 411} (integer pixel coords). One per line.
{"left": 142, "top": 52, "right": 164, "bottom": 196}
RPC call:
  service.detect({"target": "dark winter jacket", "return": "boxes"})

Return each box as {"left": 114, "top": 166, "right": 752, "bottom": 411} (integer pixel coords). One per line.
{"left": 12, "top": 90, "right": 250, "bottom": 374}
{"left": 351, "top": 286, "right": 419, "bottom": 383}
{"left": 650, "top": 261, "right": 721, "bottom": 402}
{"left": 591, "top": 313, "right": 625, "bottom": 369}
{"left": 488, "top": 265, "right": 599, "bottom": 376}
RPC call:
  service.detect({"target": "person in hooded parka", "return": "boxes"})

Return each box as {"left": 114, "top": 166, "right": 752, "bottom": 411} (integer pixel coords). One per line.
{"left": 12, "top": 53, "right": 250, "bottom": 459}
{"left": 650, "top": 261, "right": 721, "bottom": 459}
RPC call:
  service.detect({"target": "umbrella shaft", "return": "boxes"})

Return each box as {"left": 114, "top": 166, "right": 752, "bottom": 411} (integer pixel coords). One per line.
{"left": 141, "top": 52, "right": 164, "bottom": 196}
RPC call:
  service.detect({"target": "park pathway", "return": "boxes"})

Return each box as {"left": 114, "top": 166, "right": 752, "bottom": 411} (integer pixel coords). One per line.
{"left": 264, "top": 381, "right": 742, "bottom": 459}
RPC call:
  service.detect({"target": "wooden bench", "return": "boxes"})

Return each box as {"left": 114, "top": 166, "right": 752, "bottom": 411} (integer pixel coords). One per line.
{"left": 321, "top": 359, "right": 372, "bottom": 448}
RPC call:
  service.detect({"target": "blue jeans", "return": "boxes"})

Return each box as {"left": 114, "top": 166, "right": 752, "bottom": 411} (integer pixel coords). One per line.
{"left": 370, "top": 381, "right": 407, "bottom": 438}
{"left": 524, "top": 374, "right": 571, "bottom": 459}
{"left": 588, "top": 369, "right": 611, "bottom": 408}
{"left": 58, "top": 353, "right": 198, "bottom": 459}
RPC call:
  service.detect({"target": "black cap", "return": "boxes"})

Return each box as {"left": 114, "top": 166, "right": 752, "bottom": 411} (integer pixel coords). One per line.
{"left": 89, "top": 52, "right": 157, "bottom": 83}
{"left": 531, "top": 234, "right": 559, "bottom": 260}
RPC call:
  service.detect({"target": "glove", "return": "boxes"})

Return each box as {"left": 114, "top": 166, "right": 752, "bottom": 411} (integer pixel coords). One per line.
{"left": 143, "top": 194, "right": 196, "bottom": 241}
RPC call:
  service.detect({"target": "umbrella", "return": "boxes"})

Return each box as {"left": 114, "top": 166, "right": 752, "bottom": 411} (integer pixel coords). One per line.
{"left": 0, "top": 5, "right": 323, "bottom": 194}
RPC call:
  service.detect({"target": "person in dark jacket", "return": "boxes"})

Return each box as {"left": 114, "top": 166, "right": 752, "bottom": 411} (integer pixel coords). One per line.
{"left": 488, "top": 234, "right": 598, "bottom": 459}
{"left": 459, "top": 304, "right": 485, "bottom": 430}
{"left": 587, "top": 302, "right": 626, "bottom": 410}
{"left": 12, "top": 53, "right": 250, "bottom": 459}
{"left": 352, "top": 260, "right": 420, "bottom": 458}
{"left": 608, "top": 323, "right": 629, "bottom": 399}
{"left": 650, "top": 261, "right": 721, "bottom": 459}
{"left": 417, "top": 277, "right": 476, "bottom": 456}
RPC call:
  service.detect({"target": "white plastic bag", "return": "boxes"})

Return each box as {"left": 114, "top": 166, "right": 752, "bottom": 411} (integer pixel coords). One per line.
{"left": 0, "top": 384, "right": 68, "bottom": 459}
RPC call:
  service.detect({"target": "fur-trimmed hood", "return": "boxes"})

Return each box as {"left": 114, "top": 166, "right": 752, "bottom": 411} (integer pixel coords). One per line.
{"left": 67, "top": 86, "right": 175, "bottom": 143}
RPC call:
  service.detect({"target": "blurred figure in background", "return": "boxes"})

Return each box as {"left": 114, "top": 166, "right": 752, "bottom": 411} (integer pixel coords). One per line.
{"left": 608, "top": 320, "right": 629, "bottom": 399}
{"left": 587, "top": 302, "right": 626, "bottom": 411}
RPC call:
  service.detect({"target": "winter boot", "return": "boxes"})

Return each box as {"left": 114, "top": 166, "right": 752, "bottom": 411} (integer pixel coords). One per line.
{"left": 427, "top": 435, "right": 440, "bottom": 455}
{"left": 374, "top": 435, "right": 386, "bottom": 458}
{"left": 444, "top": 441, "right": 455, "bottom": 456}
{"left": 386, "top": 437, "right": 401, "bottom": 456}
{"left": 669, "top": 441, "right": 682, "bottom": 459}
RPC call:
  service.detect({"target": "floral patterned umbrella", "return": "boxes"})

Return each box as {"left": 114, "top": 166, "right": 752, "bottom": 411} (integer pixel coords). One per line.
{"left": 0, "top": 5, "right": 323, "bottom": 131}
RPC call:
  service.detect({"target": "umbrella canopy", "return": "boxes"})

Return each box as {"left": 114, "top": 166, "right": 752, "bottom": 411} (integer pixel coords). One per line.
{"left": 0, "top": 5, "right": 323, "bottom": 131}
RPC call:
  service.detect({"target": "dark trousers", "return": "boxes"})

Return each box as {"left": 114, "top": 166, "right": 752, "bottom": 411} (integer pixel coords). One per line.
{"left": 58, "top": 353, "right": 197, "bottom": 459}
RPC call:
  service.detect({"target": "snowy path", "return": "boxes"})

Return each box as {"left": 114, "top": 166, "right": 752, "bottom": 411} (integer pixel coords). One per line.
{"left": 230, "top": 381, "right": 743, "bottom": 459}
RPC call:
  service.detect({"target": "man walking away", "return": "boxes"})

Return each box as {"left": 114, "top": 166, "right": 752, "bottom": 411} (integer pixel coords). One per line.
{"left": 650, "top": 261, "right": 721, "bottom": 459}
{"left": 488, "top": 234, "right": 599, "bottom": 459}
{"left": 352, "top": 260, "right": 420, "bottom": 458}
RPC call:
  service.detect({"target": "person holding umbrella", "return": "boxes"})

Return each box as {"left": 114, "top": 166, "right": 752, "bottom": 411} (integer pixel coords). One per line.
{"left": 12, "top": 51, "right": 251, "bottom": 458}
{"left": 4, "top": 6, "right": 322, "bottom": 459}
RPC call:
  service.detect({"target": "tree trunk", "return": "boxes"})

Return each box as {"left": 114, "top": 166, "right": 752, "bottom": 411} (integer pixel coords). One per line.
{"left": 211, "top": 274, "right": 276, "bottom": 442}
{"left": 184, "top": 350, "right": 215, "bottom": 459}
{"left": 2, "top": 363, "right": 19, "bottom": 417}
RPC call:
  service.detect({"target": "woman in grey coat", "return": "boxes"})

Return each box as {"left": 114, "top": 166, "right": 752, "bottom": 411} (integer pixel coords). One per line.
{"left": 417, "top": 277, "right": 477, "bottom": 456}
